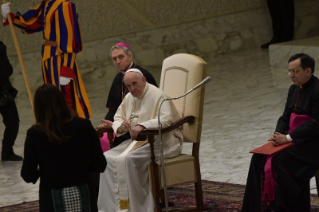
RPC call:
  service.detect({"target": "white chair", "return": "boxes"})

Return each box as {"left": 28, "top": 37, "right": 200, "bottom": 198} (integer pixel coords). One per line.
{"left": 140, "top": 53, "right": 208, "bottom": 211}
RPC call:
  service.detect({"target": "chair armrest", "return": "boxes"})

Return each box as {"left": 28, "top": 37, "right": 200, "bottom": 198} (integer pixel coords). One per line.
{"left": 95, "top": 126, "right": 114, "bottom": 138}
{"left": 136, "top": 116, "right": 195, "bottom": 141}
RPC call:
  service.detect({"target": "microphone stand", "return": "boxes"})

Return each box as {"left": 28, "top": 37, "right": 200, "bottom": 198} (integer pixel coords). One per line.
{"left": 157, "top": 76, "right": 211, "bottom": 211}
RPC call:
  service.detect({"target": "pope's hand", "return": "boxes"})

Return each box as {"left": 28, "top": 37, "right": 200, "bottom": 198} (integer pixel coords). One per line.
{"left": 118, "top": 121, "right": 131, "bottom": 133}
{"left": 60, "top": 76, "right": 72, "bottom": 85}
{"left": 1, "top": 3, "right": 10, "bottom": 23}
{"left": 130, "top": 125, "right": 145, "bottom": 141}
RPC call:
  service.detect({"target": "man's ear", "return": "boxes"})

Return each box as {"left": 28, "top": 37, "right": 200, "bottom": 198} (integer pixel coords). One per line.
{"left": 307, "top": 67, "right": 312, "bottom": 75}
{"left": 142, "top": 76, "right": 146, "bottom": 82}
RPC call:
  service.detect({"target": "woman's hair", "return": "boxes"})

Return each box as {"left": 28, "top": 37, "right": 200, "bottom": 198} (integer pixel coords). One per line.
{"left": 33, "top": 84, "right": 75, "bottom": 144}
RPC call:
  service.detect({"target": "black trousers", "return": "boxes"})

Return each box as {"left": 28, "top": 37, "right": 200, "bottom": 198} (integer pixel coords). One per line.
{"left": 0, "top": 100, "right": 19, "bottom": 157}
{"left": 266, "top": 0, "right": 295, "bottom": 42}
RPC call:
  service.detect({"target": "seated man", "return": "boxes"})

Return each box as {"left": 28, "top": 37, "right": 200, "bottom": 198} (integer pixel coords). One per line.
{"left": 105, "top": 42, "right": 158, "bottom": 147}
{"left": 93, "top": 43, "right": 158, "bottom": 197}
{"left": 98, "top": 69, "right": 183, "bottom": 212}
{"left": 241, "top": 53, "right": 319, "bottom": 212}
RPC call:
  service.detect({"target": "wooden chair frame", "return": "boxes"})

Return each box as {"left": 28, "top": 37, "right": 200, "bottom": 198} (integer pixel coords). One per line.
{"left": 313, "top": 170, "right": 319, "bottom": 197}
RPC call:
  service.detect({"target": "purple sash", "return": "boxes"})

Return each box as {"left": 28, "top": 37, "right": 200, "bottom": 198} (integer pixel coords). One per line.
{"left": 262, "top": 113, "right": 311, "bottom": 201}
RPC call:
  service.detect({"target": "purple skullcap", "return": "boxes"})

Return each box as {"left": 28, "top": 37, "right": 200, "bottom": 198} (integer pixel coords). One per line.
{"left": 115, "top": 42, "right": 130, "bottom": 49}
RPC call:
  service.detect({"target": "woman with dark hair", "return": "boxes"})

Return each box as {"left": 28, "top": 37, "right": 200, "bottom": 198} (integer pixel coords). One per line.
{"left": 21, "top": 84, "right": 106, "bottom": 212}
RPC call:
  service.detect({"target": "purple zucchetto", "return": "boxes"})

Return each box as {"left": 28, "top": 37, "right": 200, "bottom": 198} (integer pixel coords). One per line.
{"left": 115, "top": 42, "right": 130, "bottom": 49}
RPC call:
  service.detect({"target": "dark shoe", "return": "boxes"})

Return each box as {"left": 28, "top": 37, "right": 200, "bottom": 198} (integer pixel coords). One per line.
{"left": 281, "top": 38, "right": 292, "bottom": 43}
{"left": 260, "top": 38, "right": 281, "bottom": 49}
{"left": 2, "top": 154, "right": 23, "bottom": 161}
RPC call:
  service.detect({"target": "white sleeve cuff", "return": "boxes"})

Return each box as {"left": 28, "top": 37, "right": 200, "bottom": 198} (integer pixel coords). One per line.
{"left": 286, "top": 134, "right": 293, "bottom": 142}
{"left": 59, "top": 76, "right": 72, "bottom": 85}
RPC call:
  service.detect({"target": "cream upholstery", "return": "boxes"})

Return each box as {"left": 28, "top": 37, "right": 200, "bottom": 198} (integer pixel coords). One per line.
{"left": 156, "top": 53, "right": 206, "bottom": 187}
{"left": 160, "top": 54, "right": 207, "bottom": 143}
{"left": 148, "top": 53, "right": 207, "bottom": 211}
{"left": 157, "top": 155, "right": 196, "bottom": 188}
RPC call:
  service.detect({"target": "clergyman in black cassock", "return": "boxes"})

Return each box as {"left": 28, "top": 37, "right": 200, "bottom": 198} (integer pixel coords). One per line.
{"left": 105, "top": 43, "right": 157, "bottom": 147}
{"left": 241, "top": 53, "right": 319, "bottom": 212}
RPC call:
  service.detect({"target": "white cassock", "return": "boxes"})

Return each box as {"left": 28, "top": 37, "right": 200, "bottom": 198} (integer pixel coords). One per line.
{"left": 98, "top": 83, "right": 183, "bottom": 212}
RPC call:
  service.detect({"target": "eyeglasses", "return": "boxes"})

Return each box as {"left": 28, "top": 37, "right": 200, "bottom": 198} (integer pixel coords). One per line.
{"left": 287, "top": 69, "right": 300, "bottom": 75}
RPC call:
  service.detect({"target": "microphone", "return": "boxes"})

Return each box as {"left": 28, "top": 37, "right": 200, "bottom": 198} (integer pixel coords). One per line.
{"left": 191, "top": 76, "right": 212, "bottom": 91}
{"left": 160, "top": 76, "right": 211, "bottom": 103}
{"left": 157, "top": 76, "right": 211, "bottom": 211}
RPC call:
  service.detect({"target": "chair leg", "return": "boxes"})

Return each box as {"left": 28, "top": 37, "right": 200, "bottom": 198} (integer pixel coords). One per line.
{"left": 148, "top": 135, "right": 162, "bottom": 212}
{"left": 160, "top": 188, "right": 165, "bottom": 202}
{"left": 194, "top": 164, "right": 204, "bottom": 208}
{"left": 193, "top": 143, "right": 204, "bottom": 208}
{"left": 316, "top": 176, "right": 319, "bottom": 198}
{"left": 195, "top": 177, "right": 204, "bottom": 208}
{"left": 150, "top": 163, "right": 162, "bottom": 212}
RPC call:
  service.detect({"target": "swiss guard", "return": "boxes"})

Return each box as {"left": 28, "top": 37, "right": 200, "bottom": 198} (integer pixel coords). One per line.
{"left": 1, "top": 0, "right": 92, "bottom": 119}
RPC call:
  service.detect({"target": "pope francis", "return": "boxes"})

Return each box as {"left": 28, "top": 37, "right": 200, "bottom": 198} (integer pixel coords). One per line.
{"left": 98, "top": 68, "right": 183, "bottom": 212}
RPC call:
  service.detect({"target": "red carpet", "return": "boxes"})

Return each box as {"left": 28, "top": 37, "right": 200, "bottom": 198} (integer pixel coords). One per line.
{"left": 0, "top": 180, "right": 319, "bottom": 212}
{"left": 167, "top": 180, "right": 242, "bottom": 211}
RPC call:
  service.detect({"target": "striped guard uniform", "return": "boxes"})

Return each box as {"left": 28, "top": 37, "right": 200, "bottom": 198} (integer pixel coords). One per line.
{"left": 4, "top": 0, "right": 92, "bottom": 119}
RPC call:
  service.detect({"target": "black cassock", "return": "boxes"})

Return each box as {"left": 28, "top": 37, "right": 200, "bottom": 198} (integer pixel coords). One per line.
{"left": 105, "top": 63, "right": 157, "bottom": 147}
{"left": 242, "top": 76, "right": 319, "bottom": 212}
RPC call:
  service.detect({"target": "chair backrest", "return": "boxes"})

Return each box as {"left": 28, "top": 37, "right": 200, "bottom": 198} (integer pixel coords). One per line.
{"left": 160, "top": 53, "right": 207, "bottom": 143}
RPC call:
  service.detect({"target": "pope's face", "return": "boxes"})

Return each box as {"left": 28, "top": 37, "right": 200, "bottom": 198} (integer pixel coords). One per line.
{"left": 124, "top": 72, "right": 146, "bottom": 98}
{"left": 288, "top": 58, "right": 312, "bottom": 86}
{"left": 111, "top": 48, "right": 133, "bottom": 72}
